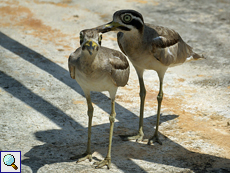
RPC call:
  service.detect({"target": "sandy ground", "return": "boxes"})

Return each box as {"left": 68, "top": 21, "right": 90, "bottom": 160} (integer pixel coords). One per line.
{"left": 0, "top": 0, "right": 230, "bottom": 172}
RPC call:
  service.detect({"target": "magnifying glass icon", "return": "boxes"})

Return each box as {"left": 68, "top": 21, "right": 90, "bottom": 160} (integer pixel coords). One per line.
{"left": 3, "top": 154, "right": 18, "bottom": 170}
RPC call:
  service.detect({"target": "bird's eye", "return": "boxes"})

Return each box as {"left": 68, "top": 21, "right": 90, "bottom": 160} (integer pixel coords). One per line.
{"left": 80, "top": 32, "right": 84, "bottom": 44}
{"left": 122, "top": 14, "right": 132, "bottom": 23}
{"left": 98, "top": 34, "right": 102, "bottom": 45}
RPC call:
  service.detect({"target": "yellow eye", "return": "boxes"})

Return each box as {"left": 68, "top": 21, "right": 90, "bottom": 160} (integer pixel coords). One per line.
{"left": 123, "top": 14, "right": 132, "bottom": 23}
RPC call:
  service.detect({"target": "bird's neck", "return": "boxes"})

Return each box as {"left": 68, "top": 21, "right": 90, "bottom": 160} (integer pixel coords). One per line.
{"left": 121, "top": 28, "right": 144, "bottom": 50}
{"left": 124, "top": 28, "right": 143, "bottom": 40}
{"left": 79, "top": 51, "right": 97, "bottom": 69}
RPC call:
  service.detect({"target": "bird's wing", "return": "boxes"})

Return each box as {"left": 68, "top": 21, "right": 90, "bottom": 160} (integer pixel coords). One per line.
{"left": 147, "top": 24, "right": 180, "bottom": 49}
{"left": 108, "top": 50, "right": 130, "bottom": 87}
{"left": 68, "top": 48, "right": 81, "bottom": 79}
{"left": 146, "top": 24, "right": 203, "bottom": 66}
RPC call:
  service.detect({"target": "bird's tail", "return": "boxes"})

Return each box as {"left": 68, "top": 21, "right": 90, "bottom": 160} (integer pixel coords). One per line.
{"left": 184, "top": 42, "right": 205, "bottom": 63}
{"left": 185, "top": 51, "right": 205, "bottom": 63}
{"left": 192, "top": 52, "right": 205, "bottom": 60}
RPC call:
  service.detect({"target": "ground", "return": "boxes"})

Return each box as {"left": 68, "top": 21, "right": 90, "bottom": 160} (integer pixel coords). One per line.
{"left": 0, "top": 0, "right": 230, "bottom": 172}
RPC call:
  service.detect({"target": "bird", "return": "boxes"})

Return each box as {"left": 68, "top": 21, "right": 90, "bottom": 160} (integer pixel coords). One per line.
{"left": 96, "top": 9, "right": 204, "bottom": 145}
{"left": 68, "top": 29, "right": 130, "bottom": 169}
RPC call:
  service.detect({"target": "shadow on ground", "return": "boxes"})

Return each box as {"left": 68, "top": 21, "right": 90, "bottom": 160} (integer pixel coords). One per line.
{"left": 1, "top": 32, "right": 230, "bottom": 172}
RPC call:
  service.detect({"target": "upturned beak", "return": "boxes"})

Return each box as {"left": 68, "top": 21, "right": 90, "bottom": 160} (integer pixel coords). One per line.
{"left": 96, "top": 21, "right": 122, "bottom": 33}
{"left": 83, "top": 40, "right": 98, "bottom": 55}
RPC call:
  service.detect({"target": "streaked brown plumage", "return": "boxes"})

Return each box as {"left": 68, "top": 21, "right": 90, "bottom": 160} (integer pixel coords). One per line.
{"left": 69, "top": 29, "right": 129, "bottom": 169}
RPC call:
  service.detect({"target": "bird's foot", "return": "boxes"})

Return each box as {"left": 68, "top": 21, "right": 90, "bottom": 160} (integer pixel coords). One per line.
{"left": 147, "top": 134, "right": 162, "bottom": 145}
{"left": 70, "top": 152, "right": 92, "bottom": 163}
{"left": 94, "top": 157, "right": 111, "bottom": 169}
{"left": 119, "top": 132, "right": 144, "bottom": 142}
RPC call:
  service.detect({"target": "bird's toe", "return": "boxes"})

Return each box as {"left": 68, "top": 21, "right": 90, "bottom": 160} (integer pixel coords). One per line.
{"left": 70, "top": 152, "right": 92, "bottom": 163}
{"left": 147, "top": 135, "right": 162, "bottom": 145}
{"left": 94, "top": 157, "right": 111, "bottom": 169}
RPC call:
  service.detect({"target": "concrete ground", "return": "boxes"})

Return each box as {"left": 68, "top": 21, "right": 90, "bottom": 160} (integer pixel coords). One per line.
{"left": 0, "top": 0, "right": 230, "bottom": 172}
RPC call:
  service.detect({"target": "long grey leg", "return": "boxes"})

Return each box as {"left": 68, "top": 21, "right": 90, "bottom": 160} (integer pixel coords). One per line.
{"left": 120, "top": 68, "right": 145, "bottom": 142}
{"left": 94, "top": 99, "right": 116, "bottom": 169}
{"left": 148, "top": 76, "right": 164, "bottom": 145}
{"left": 71, "top": 93, "right": 94, "bottom": 162}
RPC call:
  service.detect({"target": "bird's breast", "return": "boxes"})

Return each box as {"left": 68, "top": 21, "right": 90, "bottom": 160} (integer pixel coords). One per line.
{"left": 74, "top": 68, "right": 117, "bottom": 92}
{"left": 119, "top": 36, "right": 165, "bottom": 71}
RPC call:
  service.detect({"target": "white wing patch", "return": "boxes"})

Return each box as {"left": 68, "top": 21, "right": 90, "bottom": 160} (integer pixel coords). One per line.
{"left": 185, "top": 56, "right": 194, "bottom": 62}
{"left": 113, "top": 56, "right": 120, "bottom": 59}
{"left": 167, "top": 48, "right": 173, "bottom": 56}
{"left": 153, "top": 36, "right": 164, "bottom": 41}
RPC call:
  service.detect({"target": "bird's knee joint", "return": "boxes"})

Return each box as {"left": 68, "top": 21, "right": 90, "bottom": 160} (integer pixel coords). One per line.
{"left": 87, "top": 107, "right": 94, "bottom": 116}
{"left": 139, "top": 89, "right": 146, "bottom": 99}
{"left": 109, "top": 114, "right": 116, "bottom": 123}
{"left": 157, "top": 93, "right": 163, "bottom": 102}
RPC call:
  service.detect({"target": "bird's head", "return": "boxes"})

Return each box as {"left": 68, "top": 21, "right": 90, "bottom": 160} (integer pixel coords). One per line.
{"left": 80, "top": 29, "right": 102, "bottom": 56}
{"left": 97, "top": 10, "right": 144, "bottom": 33}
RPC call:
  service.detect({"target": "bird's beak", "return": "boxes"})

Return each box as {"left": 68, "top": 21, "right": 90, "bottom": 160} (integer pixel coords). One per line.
{"left": 96, "top": 21, "right": 122, "bottom": 33}
{"left": 83, "top": 40, "right": 98, "bottom": 55}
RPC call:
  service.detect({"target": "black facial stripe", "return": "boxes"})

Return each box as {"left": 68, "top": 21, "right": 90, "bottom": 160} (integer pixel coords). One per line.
{"left": 130, "top": 18, "right": 143, "bottom": 30}
{"left": 118, "top": 26, "right": 131, "bottom": 31}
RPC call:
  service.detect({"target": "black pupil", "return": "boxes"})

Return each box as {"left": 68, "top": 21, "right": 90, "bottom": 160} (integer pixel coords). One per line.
{"left": 125, "top": 15, "right": 130, "bottom": 21}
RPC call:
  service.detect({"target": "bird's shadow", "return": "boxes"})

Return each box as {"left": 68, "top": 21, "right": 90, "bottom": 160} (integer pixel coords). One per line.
{"left": 20, "top": 114, "right": 177, "bottom": 173}
{"left": 22, "top": 113, "right": 230, "bottom": 173}
{"left": 1, "top": 32, "right": 229, "bottom": 173}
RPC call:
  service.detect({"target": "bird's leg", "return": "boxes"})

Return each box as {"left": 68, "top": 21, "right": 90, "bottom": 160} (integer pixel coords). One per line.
{"left": 120, "top": 75, "right": 145, "bottom": 142}
{"left": 94, "top": 99, "right": 116, "bottom": 169}
{"left": 148, "top": 79, "right": 163, "bottom": 145}
{"left": 135, "top": 76, "right": 146, "bottom": 141}
{"left": 71, "top": 96, "right": 93, "bottom": 162}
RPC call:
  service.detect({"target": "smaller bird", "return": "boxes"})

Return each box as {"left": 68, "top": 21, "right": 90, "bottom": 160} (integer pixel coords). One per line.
{"left": 69, "top": 29, "right": 130, "bottom": 169}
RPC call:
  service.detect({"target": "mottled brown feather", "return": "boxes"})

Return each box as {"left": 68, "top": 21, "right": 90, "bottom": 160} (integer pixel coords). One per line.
{"left": 68, "top": 48, "right": 81, "bottom": 79}
{"left": 145, "top": 24, "right": 203, "bottom": 66}
{"left": 108, "top": 49, "right": 130, "bottom": 86}
{"left": 147, "top": 24, "right": 180, "bottom": 49}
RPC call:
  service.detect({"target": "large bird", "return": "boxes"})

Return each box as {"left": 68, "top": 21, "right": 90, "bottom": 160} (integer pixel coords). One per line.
{"left": 69, "top": 29, "right": 130, "bottom": 168}
{"left": 96, "top": 9, "right": 204, "bottom": 145}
